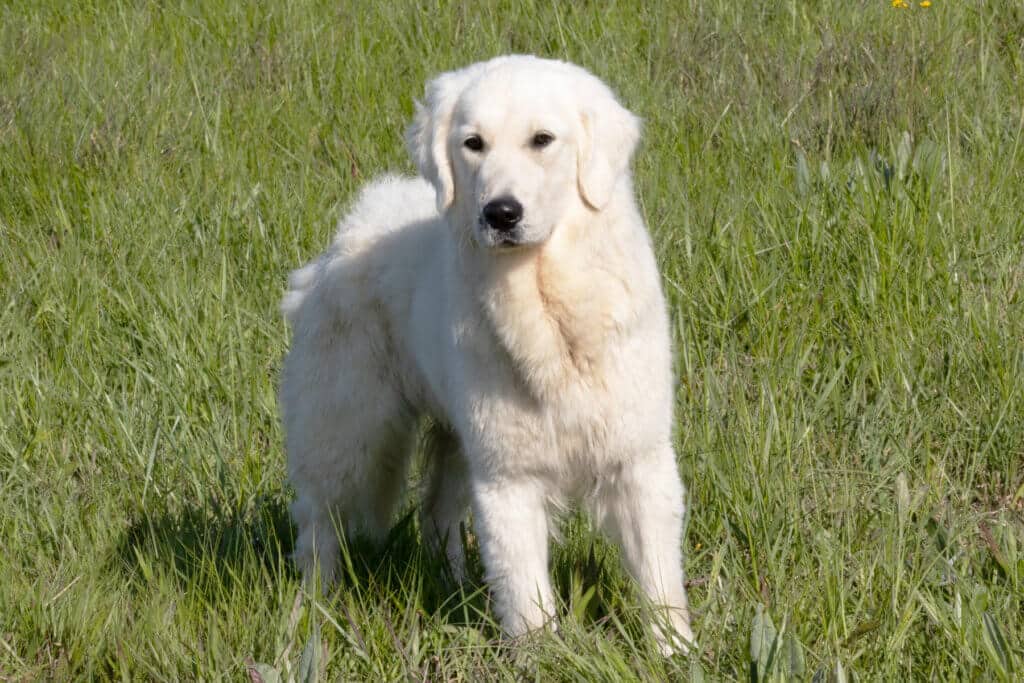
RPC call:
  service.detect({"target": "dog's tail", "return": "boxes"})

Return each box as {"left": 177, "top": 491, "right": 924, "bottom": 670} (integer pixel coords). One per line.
{"left": 281, "top": 257, "right": 322, "bottom": 324}
{"left": 281, "top": 174, "right": 437, "bottom": 327}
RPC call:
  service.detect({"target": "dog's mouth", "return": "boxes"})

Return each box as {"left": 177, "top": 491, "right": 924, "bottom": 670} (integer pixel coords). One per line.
{"left": 483, "top": 232, "right": 532, "bottom": 250}
{"left": 476, "top": 217, "right": 532, "bottom": 249}
{"left": 494, "top": 236, "right": 524, "bottom": 248}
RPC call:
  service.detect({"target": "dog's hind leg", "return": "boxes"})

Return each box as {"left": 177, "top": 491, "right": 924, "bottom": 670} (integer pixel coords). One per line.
{"left": 281, "top": 299, "right": 415, "bottom": 589}
{"left": 420, "top": 422, "right": 470, "bottom": 581}
{"left": 357, "top": 418, "right": 417, "bottom": 542}
{"left": 286, "top": 391, "right": 415, "bottom": 590}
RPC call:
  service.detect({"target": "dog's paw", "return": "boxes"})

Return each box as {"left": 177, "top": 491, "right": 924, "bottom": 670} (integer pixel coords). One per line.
{"left": 653, "top": 620, "right": 698, "bottom": 657}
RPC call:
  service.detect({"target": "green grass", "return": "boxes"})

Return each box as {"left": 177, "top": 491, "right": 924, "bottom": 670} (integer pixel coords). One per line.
{"left": 2, "top": 0, "right": 1023, "bottom": 679}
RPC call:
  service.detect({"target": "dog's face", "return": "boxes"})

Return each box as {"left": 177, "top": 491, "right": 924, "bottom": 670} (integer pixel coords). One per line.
{"left": 448, "top": 78, "right": 579, "bottom": 249}
{"left": 407, "top": 56, "right": 641, "bottom": 250}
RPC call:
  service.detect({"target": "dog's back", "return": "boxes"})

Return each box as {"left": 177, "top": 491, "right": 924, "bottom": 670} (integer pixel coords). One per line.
{"left": 281, "top": 175, "right": 438, "bottom": 328}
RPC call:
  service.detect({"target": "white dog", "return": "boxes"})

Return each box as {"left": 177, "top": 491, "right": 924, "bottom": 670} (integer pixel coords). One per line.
{"left": 280, "top": 55, "right": 694, "bottom": 652}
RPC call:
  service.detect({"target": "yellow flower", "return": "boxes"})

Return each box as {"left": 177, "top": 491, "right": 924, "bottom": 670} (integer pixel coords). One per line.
{"left": 920, "top": 0, "right": 931, "bottom": 6}
{"left": 892, "top": 0, "right": 909, "bottom": 6}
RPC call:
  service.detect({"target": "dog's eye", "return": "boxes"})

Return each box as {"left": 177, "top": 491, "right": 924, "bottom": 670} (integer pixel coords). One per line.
{"left": 531, "top": 132, "right": 555, "bottom": 149}
{"left": 463, "top": 135, "right": 484, "bottom": 152}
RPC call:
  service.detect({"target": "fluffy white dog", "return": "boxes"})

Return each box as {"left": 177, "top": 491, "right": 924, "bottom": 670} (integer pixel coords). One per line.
{"left": 280, "top": 55, "right": 694, "bottom": 652}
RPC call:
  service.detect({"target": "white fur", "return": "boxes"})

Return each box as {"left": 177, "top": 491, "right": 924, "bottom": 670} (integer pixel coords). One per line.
{"left": 280, "top": 55, "right": 694, "bottom": 653}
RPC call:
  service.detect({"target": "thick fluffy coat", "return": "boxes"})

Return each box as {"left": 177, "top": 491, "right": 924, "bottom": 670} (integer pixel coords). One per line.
{"left": 280, "top": 55, "right": 694, "bottom": 651}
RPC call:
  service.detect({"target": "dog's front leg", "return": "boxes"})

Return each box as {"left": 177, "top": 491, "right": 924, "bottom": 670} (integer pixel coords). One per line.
{"left": 472, "top": 477, "right": 556, "bottom": 638}
{"left": 600, "top": 449, "right": 696, "bottom": 655}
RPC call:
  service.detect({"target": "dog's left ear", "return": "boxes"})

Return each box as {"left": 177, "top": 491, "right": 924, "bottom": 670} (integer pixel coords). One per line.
{"left": 406, "top": 65, "right": 483, "bottom": 213}
{"left": 577, "top": 88, "right": 641, "bottom": 211}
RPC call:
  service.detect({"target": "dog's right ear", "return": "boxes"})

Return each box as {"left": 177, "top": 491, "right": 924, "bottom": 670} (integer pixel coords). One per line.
{"left": 406, "top": 66, "right": 480, "bottom": 213}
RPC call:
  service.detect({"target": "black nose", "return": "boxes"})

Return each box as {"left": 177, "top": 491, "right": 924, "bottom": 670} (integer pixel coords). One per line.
{"left": 482, "top": 197, "right": 523, "bottom": 232}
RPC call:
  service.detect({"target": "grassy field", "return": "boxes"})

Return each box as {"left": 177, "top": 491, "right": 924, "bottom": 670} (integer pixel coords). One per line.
{"left": 2, "top": 0, "right": 1023, "bottom": 679}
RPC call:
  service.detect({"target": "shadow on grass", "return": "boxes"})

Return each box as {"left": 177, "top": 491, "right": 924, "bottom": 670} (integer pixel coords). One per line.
{"left": 112, "top": 495, "right": 299, "bottom": 589}
{"left": 110, "top": 499, "right": 505, "bottom": 628}
{"left": 111, "top": 499, "right": 630, "bottom": 636}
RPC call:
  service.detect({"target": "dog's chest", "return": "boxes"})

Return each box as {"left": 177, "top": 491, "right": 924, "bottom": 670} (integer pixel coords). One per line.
{"left": 481, "top": 251, "right": 637, "bottom": 399}
{"left": 445, "top": 237, "right": 668, "bottom": 479}
{"left": 458, "top": 346, "right": 644, "bottom": 477}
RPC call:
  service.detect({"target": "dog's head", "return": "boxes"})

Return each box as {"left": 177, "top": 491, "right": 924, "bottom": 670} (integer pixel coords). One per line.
{"left": 407, "top": 56, "right": 640, "bottom": 250}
